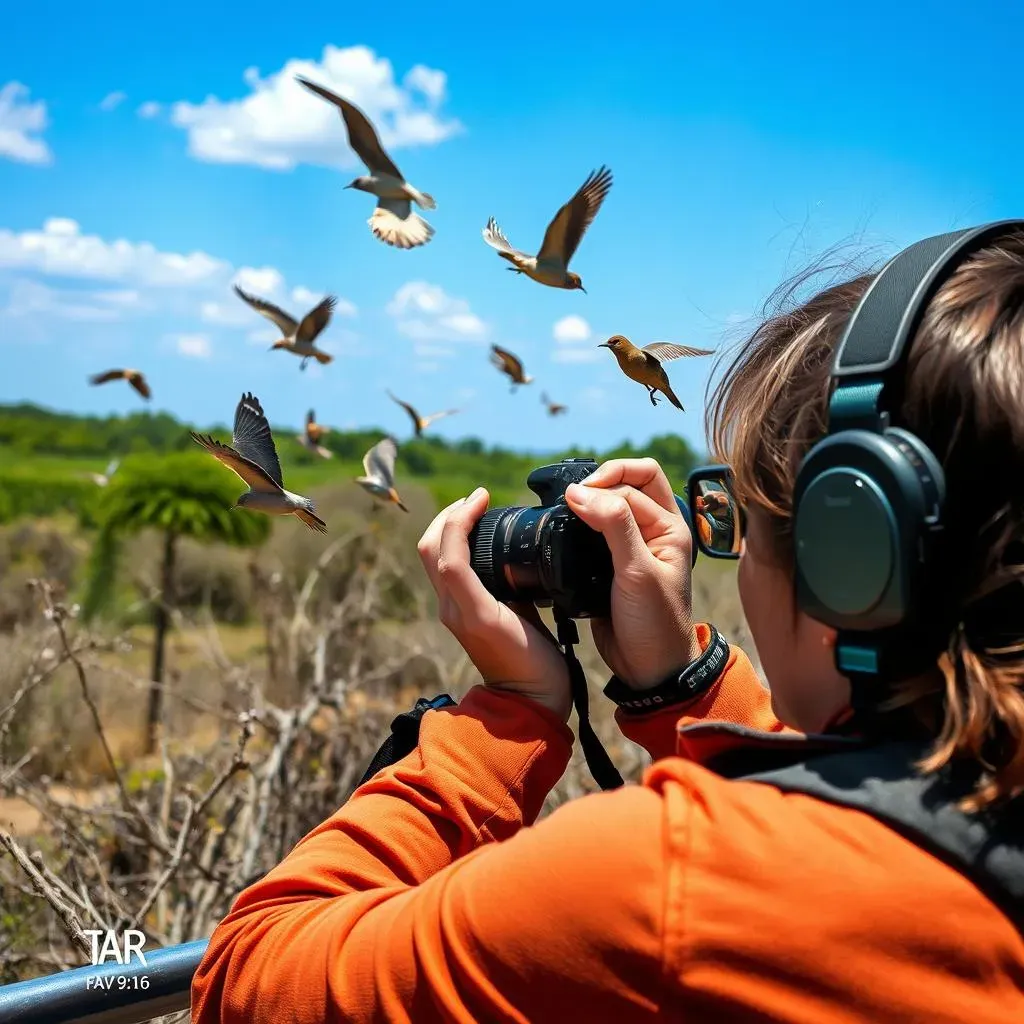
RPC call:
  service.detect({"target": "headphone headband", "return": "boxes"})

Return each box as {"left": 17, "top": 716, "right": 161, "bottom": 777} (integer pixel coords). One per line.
{"left": 833, "top": 219, "right": 1024, "bottom": 385}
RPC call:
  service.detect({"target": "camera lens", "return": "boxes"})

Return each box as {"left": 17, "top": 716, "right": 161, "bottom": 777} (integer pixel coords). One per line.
{"left": 469, "top": 506, "right": 555, "bottom": 603}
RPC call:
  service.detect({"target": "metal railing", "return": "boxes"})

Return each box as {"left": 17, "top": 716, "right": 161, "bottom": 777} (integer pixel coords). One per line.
{"left": 0, "top": 939, "right": 207, "bottom": 1024}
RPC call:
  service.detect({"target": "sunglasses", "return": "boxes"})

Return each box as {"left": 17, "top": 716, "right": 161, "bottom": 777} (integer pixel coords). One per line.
{"left": 686, "top": 464, "right": 745, "bottom": 560}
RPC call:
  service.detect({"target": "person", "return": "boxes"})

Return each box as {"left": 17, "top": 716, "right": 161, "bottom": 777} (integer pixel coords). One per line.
{"left": 191, "top": 231, "right": 1024, "bottom": 1023}
{"left": 695, "top": 485, "right": 735, "bottom": 552}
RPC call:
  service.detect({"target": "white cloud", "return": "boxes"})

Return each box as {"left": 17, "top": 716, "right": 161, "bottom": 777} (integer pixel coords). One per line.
{"left": 0, "top": 218, "right": 355, "bottom": 341}
{"left": 552, "top": 314, "right": 592, "bottom": 344}
{"left": 0, "top": 82, "right": 52, "bottom": 165}
{"left": 168, "top": 45, "right": 462, "bottom": 171}
{"left": 172, "top": 333, "right": 212, "bottom": 358}
{"left": 137, "top": 101, "right": 161, "bottom": 119}
{"left": 0, "top": 217, "right": 229, "bottom": 286}
{"left": 99, "top": 91, "right": 127, "bottom": 112}
{"left": 414, "top": 343, "right": 455, "bottom": 358}
{"left": 386, "top": 281, "right": 485, "bottom": 347}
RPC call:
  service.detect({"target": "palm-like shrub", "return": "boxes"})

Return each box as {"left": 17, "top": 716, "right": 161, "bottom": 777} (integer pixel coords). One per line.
{"left": 82, "top": 452, "right": 270, "bottom": 752}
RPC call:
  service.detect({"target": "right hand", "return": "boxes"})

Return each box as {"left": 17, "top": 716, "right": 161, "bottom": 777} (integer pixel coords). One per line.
{"left": 564, "top": 459, "right": 702, "bottom": 691}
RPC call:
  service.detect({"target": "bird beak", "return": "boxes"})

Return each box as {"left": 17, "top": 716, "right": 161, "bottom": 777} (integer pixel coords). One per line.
{"left": 597, "top": 342, "right": 609, "bottom": 348}
{"left": 343, "top": 183, "right": 354, "bottom": 189}
{"left": 579, "top": 286, "right": 587, "bottom": 294}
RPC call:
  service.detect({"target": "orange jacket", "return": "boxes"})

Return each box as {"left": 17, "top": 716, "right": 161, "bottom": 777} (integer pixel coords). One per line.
{"left": 191, "top": 625, "right": 1024, "bottom": 1023}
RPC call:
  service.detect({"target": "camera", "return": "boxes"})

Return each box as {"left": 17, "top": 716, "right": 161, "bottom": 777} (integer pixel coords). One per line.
{"left": 468, "top": 458, "right": 697, "bottom": 619}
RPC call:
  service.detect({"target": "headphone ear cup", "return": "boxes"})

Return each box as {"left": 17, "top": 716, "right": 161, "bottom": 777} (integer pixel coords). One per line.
{"left": 793, "top": 429, "right": 943, "bottom": 632}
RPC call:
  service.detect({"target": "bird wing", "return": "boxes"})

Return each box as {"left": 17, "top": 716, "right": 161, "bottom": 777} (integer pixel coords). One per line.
{"left": 232, "top": 284, "right": 298, "bottom": 336}
{"left": 642, "top": 342, "right": 715, "bottom": 362}
{"left": 482, "top": 218, "right": 529, "bottom": 260}
{"left": 190, "top": 431, "right": 281, "bottom": 494}
{"left": 370, "top": 197, "right": 434, "bottom": 249}
{"left": 106, "top": 458, "right": 120, "bottom": 477}
{"left": 537, "top": 166, "right": 613, "bottom": 265}
{"left": 296, "top": 296, "right": 336, "bottom": 343}
{"left": 362, "top": 437, "right": 398, "bottom": 487}
{"left": 422, "top": 408, "right": 459, "bottom": 428}
{"left": 231, "top": 392, "right": 284, "bottom": 488}
{"left": 490, "top": 345, "right": 524, "bottom": 380}
{"left": 128, "top": 373, "right": 151, "bottom": 399}
{"left": 295, "top": 75, "right": 403, "bottom": 178}
{"left": 387, "top": 390, "right": 421, "bottom": 431}
{"left": 89, "top": 369, "right": 126, "bottom": 386}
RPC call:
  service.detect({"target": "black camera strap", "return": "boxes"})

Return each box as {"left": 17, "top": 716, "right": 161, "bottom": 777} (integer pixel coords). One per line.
{"left": 554, "top": 609, "right": 625, "bottom": 791}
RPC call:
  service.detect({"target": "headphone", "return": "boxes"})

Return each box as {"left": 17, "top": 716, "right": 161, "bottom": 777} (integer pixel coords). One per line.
{"left": 792, "top": 219, "right": 1024, "bottom": 683}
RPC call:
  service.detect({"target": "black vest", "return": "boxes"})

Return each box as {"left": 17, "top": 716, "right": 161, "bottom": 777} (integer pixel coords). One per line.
{"left": 684, "top": 722, "right": 1024, "bottom": 935}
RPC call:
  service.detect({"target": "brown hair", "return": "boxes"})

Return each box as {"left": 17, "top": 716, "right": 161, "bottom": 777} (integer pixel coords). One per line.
{"left": 707, "top": 231, "right": 1024, "bottom": 809}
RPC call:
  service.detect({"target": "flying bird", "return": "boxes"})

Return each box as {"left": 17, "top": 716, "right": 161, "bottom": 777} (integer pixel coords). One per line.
{"left": 191, "top": 392, "right": 327, "bottom": 533}
{"left": 296, "top": 75, "right": 436, "bottom": 250}
{"left": 541, "top": 392, "right": 568, "bottom": 416}
{"left": 233, "top": 285, "right": 335, "bottom": 370}
{"left": 482, "top": 166, "right": 613, "bottom": 291}
{"left": 598, "top": 335, "right": 714, "bottom": 410}
{"left": 490, "top": 345, "right": 533, "bottom": 391}
{"left": 356, "top": 437, "right": 409, "bottom": 512}
{"left": 386, "top": 390, "right": 460, "bottom": 438}
{"left": 90, "top": 458, "right": 120, "bottom": 487}
{"left": 297, "top": 409, "right": 333, "bottom": 459}
{"left": 89, "top": 369, "right": 151, "bottom": 400}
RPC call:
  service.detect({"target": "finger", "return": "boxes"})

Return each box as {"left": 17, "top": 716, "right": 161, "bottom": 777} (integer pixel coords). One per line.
{"left": 436, "top": 488, "right": 495, "bottom": 621}
{"left": 580, "top": 458, "right": 677, "bottom": 514}
{"left": 562, "top": 484, "right": 652, "bottom": 572}
{"left": 417, "top": 496, "right": 471, "bottom": 587}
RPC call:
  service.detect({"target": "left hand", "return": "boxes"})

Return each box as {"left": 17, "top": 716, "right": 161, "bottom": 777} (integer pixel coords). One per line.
{"left": 417, "top": 488, "right": 572, "bottom": 721}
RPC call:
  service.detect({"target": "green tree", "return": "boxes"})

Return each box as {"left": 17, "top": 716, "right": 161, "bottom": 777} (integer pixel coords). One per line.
{"left": 82, "top": 452, "right": 270, "bottom": 753}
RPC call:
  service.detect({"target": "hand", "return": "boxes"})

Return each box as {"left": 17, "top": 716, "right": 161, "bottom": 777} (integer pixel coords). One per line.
{"left": 565, "top": 459, "right": 701, "bottom": 691}
{"left": 417, "top": 488, "right": 572, "bottom": 721}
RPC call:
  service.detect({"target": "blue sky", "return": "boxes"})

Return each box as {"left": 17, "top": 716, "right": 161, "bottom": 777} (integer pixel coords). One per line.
{"left": 0, "top": 1, "right": 1020, "bottom": 458}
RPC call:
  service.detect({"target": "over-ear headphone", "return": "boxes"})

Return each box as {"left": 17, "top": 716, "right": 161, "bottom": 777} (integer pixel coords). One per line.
{"left": 792, "top": 219, "right": 1024, "bottom": 683}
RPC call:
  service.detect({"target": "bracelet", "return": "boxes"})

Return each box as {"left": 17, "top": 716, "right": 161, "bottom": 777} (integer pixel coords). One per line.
{"left": 603, "top": 624, "right": 731, "bottom": 715}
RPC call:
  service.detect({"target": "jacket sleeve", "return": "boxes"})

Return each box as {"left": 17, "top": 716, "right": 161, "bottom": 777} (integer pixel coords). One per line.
{"left": 191, "top": 685, "right": 669, "bottom": 1024}
{"left": 615, "top": 623, "right": 790, "bottom": 762}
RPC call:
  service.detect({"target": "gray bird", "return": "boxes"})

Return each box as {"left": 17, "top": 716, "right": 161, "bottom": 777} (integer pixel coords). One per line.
{"left": 191, "top": 392, "right": 327, "bottom": 532}
{"left": 233, "top": 285, "right": 335, "bottom": 371}
{"left": 296, "top": 75, "right": 436, "bottom": 249}
{"left": 482, "top": 166, "right": 612, "bottom": 291}
{"left": 355, "top": 437, "right": 408, "bottom": 512}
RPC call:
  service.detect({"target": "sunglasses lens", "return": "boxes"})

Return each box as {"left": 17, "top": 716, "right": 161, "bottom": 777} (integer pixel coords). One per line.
{"left": 690, "top": 470, "right": 742, "bottom": 558}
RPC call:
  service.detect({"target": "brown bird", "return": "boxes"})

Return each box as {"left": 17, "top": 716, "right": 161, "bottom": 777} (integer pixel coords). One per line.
{"left": 541, "top": 392, "right": 568, "bottom": 416}
{"left": 355, "top": 437, "right": 409, "bottom": 512}
{"left": 296, "top": 409, "right": 332, "bottom": 459}
{"left": 89, "top": 368, "right": 151, "bottom": 400}
{"left": 233, "top": 284, "right": 335, "bottom": 371}
{"left": 295, "top": 75, "right": 436, "bottom": 249}
{"left": 386, "top": 390, "right": 460, "bottom": 437}
{"left": 490, "top": 345, "right": 534, "bottom": 391}
{"left": 598, "top": 335, "right": 714, "bottom": 410}
{"left": 483, "top": 166, "right": 612, "bottom": 291}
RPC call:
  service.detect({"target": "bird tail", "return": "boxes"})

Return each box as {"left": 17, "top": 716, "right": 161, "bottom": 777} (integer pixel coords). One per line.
{"left": 417, "top": 192, "right": 436, "bottom": 210}
{"left": 297, "top": 504, "right": 328, "bottom": 533}
{"left": 661, "top": 384, "right": 685, "bottom": 411}
{"left": 313, "top": 349, "right": 333, "bottom": 365}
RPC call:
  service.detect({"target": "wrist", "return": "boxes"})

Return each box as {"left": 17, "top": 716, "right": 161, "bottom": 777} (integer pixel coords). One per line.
{"left": 620, "top": 625, "right": 704, "bottom": 692}
{"left": 604, "top": 624, "right": 729, "bottom": 716}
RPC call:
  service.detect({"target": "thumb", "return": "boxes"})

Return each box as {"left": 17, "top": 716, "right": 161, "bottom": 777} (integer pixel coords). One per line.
{"left": 566, "top": 483, "right": 651, "bottom": 573}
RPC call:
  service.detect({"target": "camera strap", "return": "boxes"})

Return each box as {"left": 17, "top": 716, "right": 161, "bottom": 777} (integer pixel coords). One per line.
{"left": 554, "top": 609, "right": 625, "bottom": 791}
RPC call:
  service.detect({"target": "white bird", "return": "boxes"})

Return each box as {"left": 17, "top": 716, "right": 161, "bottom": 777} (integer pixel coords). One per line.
{"left": 191, "top": 392, "right": 328, "bottom": 533}
{"left": 233, "top": 285, "right": 336, "bottom": 371}
{"left": 482, "top": 166, "right": 613, "bottom": 291}
{"left": 355, "top": 437, "right": 408, "bottom": 512}
{"left": 296, "top": 75, "right": 436, "bottom": 250}
{"left": 90, "top": 458, "right": 120, "bottom": 487}
{"left": 386, "top": 390, "right": 460, "bottom": 438}
{"left": 296, "top": 409, "right": 333, "bottom": 459}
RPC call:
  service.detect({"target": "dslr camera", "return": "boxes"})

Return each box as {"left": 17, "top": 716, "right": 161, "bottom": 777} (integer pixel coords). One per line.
{"left": 468, "top": 458, "right": 698, "bottom": 619}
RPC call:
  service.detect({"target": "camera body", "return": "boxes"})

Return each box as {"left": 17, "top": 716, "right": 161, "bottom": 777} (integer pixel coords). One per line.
{"left": 468, "top": 458, "right": 696, "bottom": 619}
